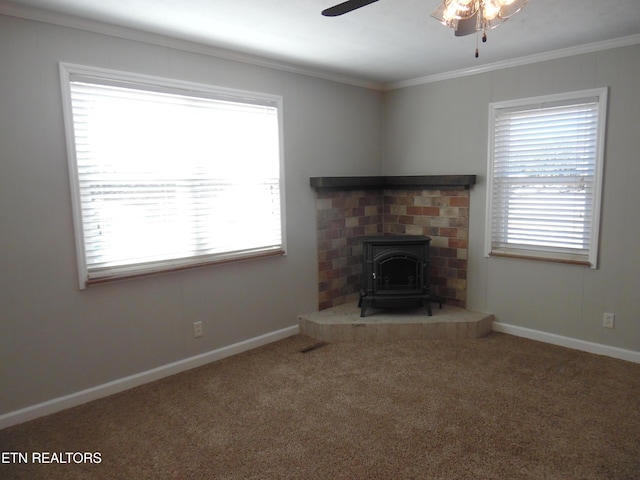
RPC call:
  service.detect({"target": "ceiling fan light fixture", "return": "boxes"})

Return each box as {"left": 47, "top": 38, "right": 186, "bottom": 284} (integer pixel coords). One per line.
{"left": 443, "top": 0, "right": 479, "bottom": 20}
{"left": 481, "top": 0, "right": 502, "bottom": 20}
{"left": 497, "top": 0, "right": 528, "bottom": 19}
{"left": 431, "top": 0, "right": 529, "bottom": 56}
{"left": 430, "top": 2, "right": 459, "bottom": 28}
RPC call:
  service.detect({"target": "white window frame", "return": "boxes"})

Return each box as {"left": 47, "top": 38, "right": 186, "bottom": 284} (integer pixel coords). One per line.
{"left": 485, "top": 88, "right": 608, "bottom": 268}
{"left": 60, "top": 63, "right": 286, "bottom": 288}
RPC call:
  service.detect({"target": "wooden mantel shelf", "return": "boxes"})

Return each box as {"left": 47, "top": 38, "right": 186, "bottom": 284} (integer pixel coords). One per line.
{"left": 310, "top": 175, "right": 476, "bottom": 191}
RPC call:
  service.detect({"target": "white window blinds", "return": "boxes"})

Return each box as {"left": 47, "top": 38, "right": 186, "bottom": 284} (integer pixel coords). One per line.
{"left": 486, "top": 89, "right": 607, "bottom": 268}
{"left": 60, "top": 64, "right": 285, "bottom": 287}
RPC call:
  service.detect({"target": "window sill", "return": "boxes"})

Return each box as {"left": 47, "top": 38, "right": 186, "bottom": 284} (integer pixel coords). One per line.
{"left": 84, "top": 249, "right": 286, "bottom": 288}
{"left": 489, "top": 251, "right": 591, "bottom": 268}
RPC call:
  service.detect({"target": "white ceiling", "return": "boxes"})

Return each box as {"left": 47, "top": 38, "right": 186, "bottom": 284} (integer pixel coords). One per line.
{"left": 4, "top": 0, "right": 640, "bottom": 88}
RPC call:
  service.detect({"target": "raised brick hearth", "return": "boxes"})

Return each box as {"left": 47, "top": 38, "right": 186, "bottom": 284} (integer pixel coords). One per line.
{"left": 312, "top": 176, "right": 475, "bottom": 311}
{"left": 299, "top": 301, "right": 494, "bottom": 343}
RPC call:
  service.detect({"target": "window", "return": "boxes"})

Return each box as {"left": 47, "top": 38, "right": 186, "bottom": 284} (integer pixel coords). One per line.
{"left": 60, "top": 63, "right": 285, "bottom": 288}
{"left": 485, "top": 88, "right": 607, "bottom": 268}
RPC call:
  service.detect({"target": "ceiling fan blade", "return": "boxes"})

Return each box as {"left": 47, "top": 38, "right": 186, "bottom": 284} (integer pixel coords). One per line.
{"left": 454, "top": 13, "right": 478, "bottom": 36}
{"left": 322, "top": 0, "right": 379, "bottom": 17}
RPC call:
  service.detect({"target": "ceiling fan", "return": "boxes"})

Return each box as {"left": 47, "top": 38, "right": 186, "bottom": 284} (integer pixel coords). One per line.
{"left": 322, "top": 0, "right": 529, "bottom": 56}
{"left": 321, "top": 0, "right": 380, "bottom": 17}
{"left": 320, "top": 0, "right": 484, "bottom": 38}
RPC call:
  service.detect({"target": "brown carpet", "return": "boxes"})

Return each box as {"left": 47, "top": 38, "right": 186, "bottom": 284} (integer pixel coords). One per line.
{"left": 1, "top": 333, "right": 639, "bottom": 479}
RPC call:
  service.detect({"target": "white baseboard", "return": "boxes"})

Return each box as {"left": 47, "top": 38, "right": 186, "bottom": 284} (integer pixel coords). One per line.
{"left": 492, "top": 321, "right": 640, "bottom": 364}
{"left": 0, "top": 325, "right": 299, "bottom": 430}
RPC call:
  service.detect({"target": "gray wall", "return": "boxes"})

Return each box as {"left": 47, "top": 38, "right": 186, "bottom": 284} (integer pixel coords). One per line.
{"left": 0, "top": 15, "right": 382, "bottom": 415}
{"left": 382, "top": 45, "right": 640, "bottom": 352}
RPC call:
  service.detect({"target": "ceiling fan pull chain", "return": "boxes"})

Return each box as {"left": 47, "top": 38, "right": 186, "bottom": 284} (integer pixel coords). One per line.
{"left": 475, "top": 31, "right": 479, "bottom": 58}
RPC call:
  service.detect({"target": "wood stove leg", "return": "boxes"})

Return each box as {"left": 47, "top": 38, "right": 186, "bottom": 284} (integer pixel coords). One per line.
{"left": 359, "top": 298, "right": 368, "bottom": 317}
{"left": 422, "top": 298, "right": 432, "bottom": 316}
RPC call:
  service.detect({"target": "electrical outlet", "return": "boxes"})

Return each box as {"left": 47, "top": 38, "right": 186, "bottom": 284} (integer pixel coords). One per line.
{"left": 193, "top": 321, "right": 203, "bottom": 338}
{"left": 602, "top": 313, "right": 615, "bottom": 329}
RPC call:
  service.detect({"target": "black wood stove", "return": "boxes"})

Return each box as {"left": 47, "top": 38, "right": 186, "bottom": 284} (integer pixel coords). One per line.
{"left": 358, "top": 235, "right": 432, "bottom": 317}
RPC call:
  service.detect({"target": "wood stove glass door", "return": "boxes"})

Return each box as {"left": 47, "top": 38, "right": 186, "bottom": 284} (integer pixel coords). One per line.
{"left": 374, "top": 254, "right": 422, "bottom": 295}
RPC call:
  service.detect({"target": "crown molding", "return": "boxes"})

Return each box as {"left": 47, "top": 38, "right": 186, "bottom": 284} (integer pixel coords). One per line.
{"left": 383, "top": 34, "right": 640, "bottom": 91}
{"left": 0, "top": 2, "right": 383, "bottom": 91}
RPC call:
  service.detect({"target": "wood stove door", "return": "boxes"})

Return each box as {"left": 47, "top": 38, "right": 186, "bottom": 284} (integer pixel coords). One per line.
{"left": 373, "top": 252, "right": 424, "bottom": 296}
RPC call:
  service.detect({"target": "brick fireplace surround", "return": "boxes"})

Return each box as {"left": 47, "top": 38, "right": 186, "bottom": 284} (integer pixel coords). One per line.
{"left": 311, "top": 176, "right": 476, "bottom": 311}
